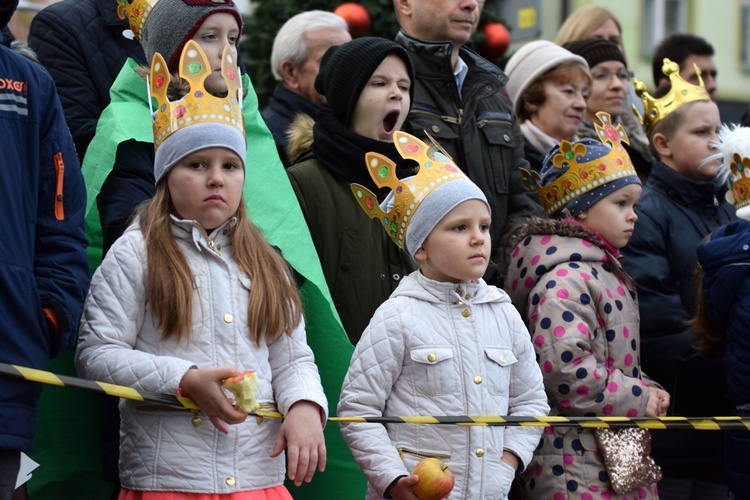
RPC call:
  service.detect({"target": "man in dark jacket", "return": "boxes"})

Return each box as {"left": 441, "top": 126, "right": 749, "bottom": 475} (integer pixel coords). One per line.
{"left": 0, "top": 1, "right": 89, "bottom": 496}
{"left": 393, "top": 0, "right": 543, "bottom": 287}
{"left": 27, "top": 0, "right": 146, "bottom": 161}
{"left": 262, "top": 10, "right": 350, "bottom": 167}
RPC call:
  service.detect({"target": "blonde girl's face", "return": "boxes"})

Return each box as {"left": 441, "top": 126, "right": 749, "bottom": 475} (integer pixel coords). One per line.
{"left": 167, "top": 147, "right": 244, "bottom": 232}
{"left": 192, "top": 12, "right": 240, "bottom": 94}
{"left": 578, "top": 183, "right": 641, "bottom": 249}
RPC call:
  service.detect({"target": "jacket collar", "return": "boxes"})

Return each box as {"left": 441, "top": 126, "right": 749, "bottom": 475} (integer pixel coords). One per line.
{"left": 170, "top": 215, "right": 236, "bottom": 253}
{"left": 395, "top": 30, "right": 507, "bottom": 86}
{"left": 648, "top": 161, "right": 728, "bottom": 205}
{"left": 394, "top": 270, "right": 505, "bottom": 305}
{"left": 270, "top": 84, "right": 322, "bottom": 119}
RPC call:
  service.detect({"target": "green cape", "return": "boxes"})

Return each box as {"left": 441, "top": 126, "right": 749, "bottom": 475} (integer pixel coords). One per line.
{"left": 29, "top": 59, "right": 365, "bottom": 500}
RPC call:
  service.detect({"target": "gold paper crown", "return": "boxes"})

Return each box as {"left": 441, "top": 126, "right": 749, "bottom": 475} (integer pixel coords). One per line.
{"left": 633, "top": 58, "right": 711, "bottom": 136}
{"left": 150, "top": 40, "right": 244, "bottom": 150}
{"left": 521, "top": 112, "right": 637, "bottom": 216}
{"left": 117, "top": 0, "right": 158, "bottom": 41}
{"left": 350, "top": 131, "right": 470, "bottom": 250}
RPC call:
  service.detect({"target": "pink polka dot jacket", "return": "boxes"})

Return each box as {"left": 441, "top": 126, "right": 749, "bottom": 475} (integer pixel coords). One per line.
{"left": 505, "top": 218, "right": 659, "bottom": 500}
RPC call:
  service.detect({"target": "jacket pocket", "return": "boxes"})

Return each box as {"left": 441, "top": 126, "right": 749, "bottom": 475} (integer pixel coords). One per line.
{"left": 476, "top": 112, "right": 516, "bottom": 195}
{"left": 483, "top": 347, "right": 517, "bottom": 396}
{"left": 409, "top": 347, "right": 456, "bottom": 396}
{"left": 398, "top": 447, "right": 452, "bottom": 473}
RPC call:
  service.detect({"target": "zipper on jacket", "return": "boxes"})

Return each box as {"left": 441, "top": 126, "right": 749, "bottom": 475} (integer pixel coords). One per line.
{"left": 477, "top": 117, "right": 512, "bottom": 128}
{"left": 410, "top": 108, "right": 462, "bottom": 126}
{"left": 398, "top": 447, "right": 451, "bottom": 461}
{"left": 53, "top": 152, "right": 65, "bottom": 221}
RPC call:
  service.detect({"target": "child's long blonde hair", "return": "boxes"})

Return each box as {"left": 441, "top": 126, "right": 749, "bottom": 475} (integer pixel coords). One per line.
{"left": 136, "top": 182, "right": 302, "bottom": 345}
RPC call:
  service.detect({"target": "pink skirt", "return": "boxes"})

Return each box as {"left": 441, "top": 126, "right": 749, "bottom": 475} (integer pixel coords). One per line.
{"left": 118, "top": 485, "right": 293, "bottom": 500}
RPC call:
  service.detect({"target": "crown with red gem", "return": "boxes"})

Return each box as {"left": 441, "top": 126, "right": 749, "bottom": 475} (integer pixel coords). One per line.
{"left": 350, "top": 131, "right": 470, "bottom": 250}
{"left": 150, "top": 40, "right": 243, "bottom": 150}
{"left": 117, "top": 0, "right": 157, "bottom": 41}
{"left": 520, "top": 112, "right": 637, "bottom": 216}
{"left": 633, "top": 58, "right": 711, "bottom": 136}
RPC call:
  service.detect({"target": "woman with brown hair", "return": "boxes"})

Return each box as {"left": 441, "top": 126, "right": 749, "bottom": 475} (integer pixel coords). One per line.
{"left": 504, "top": 40, "right": 591, "bottom": 173}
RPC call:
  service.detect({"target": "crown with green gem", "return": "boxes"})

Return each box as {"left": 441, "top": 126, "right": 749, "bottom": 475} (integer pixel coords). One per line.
{"left": 350, "top": 131, "right": 470, "bottom": 250}
{"left": 633, "top": 58, "right": 710, "bottom": 136}
{"left": 520, "top": 112, "right": 637, "bottom": 216}
{"left": 117, "top": 0, "right": 158, "bottom": 41}
{"left": 150, "top": 40, "right": 243, "bottom": 150}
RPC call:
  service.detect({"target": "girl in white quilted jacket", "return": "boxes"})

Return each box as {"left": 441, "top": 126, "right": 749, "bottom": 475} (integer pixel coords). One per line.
{"left": 75, "top": 42, "right": 327, "bottom": 500}
{"left": 338, "top": 132, "right": 549, "bottom": 500}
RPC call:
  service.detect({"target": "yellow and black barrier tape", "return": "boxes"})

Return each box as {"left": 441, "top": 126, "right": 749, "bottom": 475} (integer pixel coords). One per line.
{"left": 3, "top": 362, "right": 749, "bottom": 430}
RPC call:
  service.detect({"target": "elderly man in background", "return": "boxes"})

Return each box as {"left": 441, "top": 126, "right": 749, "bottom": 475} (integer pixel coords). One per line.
{"left": 262, "top": 10, "right": 351, "bottom": 167}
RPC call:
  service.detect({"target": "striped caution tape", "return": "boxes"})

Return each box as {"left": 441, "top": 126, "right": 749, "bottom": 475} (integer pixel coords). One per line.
{"left": 3, "top": 362, "right": 749, "bottom": 430}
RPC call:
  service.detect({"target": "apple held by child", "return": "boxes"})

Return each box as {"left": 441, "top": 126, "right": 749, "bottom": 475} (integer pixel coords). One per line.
{"left": 222, "top": 370, "right": 259, "bottom": 413}
{"left": 411, "top": 458, "right": 455, "bottom": 500}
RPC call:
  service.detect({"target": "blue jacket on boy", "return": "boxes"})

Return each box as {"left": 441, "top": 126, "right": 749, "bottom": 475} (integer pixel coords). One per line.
{"left": 0, "top": 29, "right": 89, "bottom": 454}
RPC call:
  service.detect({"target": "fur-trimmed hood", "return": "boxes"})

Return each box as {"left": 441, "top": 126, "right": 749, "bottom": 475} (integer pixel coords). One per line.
{"left": 285, "top": 113, "right": 315, "bottom": 166}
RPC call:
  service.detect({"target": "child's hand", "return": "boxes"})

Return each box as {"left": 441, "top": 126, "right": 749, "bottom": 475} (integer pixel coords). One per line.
{"left": 270, "top": 400, "right": 326, "bottom": 486}
{"left": 645, "top": 386, "right": 671, "bottom": 417}
{"left": 386, "top": 475, "right": 437, "bottom": 500}
{"left": 179, "top": 367, "right": 248, "bottom": 433}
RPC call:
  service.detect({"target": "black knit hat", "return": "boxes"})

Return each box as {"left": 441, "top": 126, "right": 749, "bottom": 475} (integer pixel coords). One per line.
{"left": 562, "top": 38, "right": 626, "bottom": 70}
{"left": 315, "top": 36, "right": 415, "bottom": 128}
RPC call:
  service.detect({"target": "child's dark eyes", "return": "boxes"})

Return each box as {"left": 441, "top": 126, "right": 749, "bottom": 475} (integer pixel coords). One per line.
{"left": 223, "top": 163, "right": 240, "bottom": 170}
{"left": 452, "top": 224, "right": 467, "bottom": 232}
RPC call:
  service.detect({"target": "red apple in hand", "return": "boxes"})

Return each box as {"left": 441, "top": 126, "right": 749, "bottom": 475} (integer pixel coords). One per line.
{"left": 411, "top": 458, "right": 454, "bottom": 500}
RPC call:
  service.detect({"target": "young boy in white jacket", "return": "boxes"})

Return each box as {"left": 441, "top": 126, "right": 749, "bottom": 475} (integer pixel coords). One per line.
{"left": 338, "top": 131, "right": 549, "bottom": 500}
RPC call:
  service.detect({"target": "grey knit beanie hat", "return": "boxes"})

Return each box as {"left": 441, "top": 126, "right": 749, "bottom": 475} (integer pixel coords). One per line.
{"left": 380, "top": 178, "right": 490, "bottom": 256}
{"left": 154, "top": 122, "right": 246, "bottom": 184}
{"left": 315, "top": 36, "right": 414, "bottom": 128}
{"left": 140, "top": 0, "right": 242, "bottom": 70}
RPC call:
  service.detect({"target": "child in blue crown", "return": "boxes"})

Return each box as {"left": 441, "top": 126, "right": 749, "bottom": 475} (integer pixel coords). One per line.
{"left": 337, "top": 132, "right": 549, "bottom": 500}
{"left": 505, "top": 112, "right": 670, "bottom": 499}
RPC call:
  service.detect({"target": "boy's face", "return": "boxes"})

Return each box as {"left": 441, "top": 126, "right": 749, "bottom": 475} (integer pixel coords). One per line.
{"left": 167, "top": 147, "right": 244, "bottom": 232}
{"left": 661, "top": 100, "right": 721, "bottom": 181}
{"left": 351, "top": 54, "right": 411, "bottom": 142}
{"left": 414, "top": 199, "right": 491, "bottom": 283}
{"left": 192, "top": 12, "right": 240, "bottom": 94}
{"left": 579, "top": 183, "right": 641, "bottom": 249}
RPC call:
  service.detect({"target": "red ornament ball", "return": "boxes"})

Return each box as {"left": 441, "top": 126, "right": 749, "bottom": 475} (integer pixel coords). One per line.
{"left": 334, "top": 2, "right": 371, "bottom": 38}
{"left": 478, "top": 22, "right": 511, "bottom": 60}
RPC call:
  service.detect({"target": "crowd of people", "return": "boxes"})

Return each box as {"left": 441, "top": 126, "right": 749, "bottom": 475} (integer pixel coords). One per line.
{"left": 0, "top": 1, "right": 748, "bottom": 500}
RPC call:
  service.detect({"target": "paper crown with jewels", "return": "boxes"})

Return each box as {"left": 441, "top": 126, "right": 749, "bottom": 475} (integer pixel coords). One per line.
{"left": 521, "top": 112, "right": 638, "bottom": 216}
{"left": 633, "top": 58, "right": 711, "bottom": 136}
{"left": 710, "top": 124, "right": 750, "bottom": 221}
{"left": 149, "top": 39, "right": 243, "bottom": 151}
{"left": 117, "top": 0, "right": 157, "bottom": 41}
{"left": 350, "top": 131, "right": 471, "bottom": 250}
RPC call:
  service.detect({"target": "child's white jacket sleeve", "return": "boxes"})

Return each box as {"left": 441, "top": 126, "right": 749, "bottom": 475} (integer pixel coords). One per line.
{"left": 268, "top": 317, "right": 328, "bottom": 423}
{"left": 75, "top": 230, "right": 195, "bottom": 395}
{"left": 337, "top": 301, "right": 409, "bottom": 497}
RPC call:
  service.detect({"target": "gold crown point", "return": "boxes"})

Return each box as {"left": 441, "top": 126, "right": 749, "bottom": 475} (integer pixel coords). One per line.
{"left": 351, "top": 132, "right": 472, "bottom": 249}
{"left": 150, "top": 40, "right": 244, "bottom": 152}
{"left": 634, "top": 58, "right": 710, "bottom": 135}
